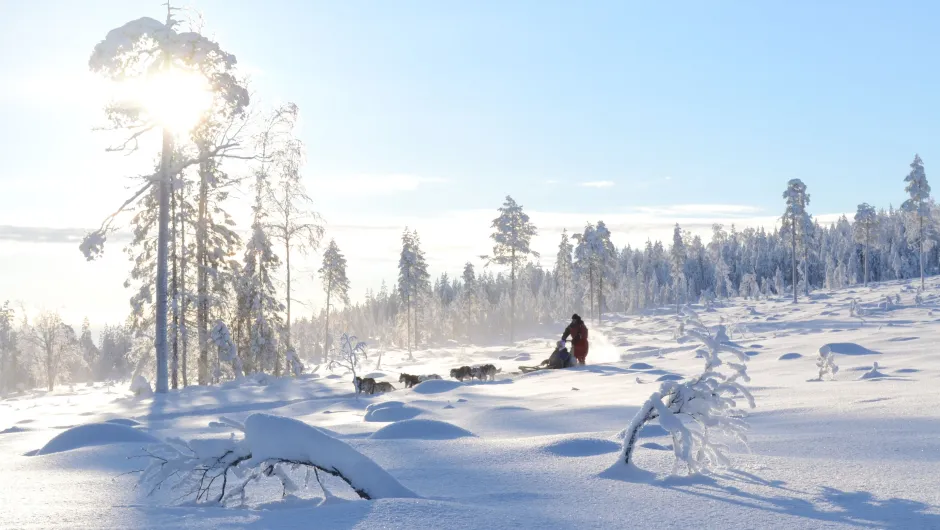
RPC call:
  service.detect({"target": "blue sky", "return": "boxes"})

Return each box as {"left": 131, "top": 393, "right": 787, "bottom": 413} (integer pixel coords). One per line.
{"left": 2, "top": 0, "right": 939, "bottom": 325}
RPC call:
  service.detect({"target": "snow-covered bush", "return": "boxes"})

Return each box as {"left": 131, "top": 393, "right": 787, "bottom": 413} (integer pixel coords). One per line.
{"left": 815, "top": 345, "right": 839, "bottom": 381}
{"left": 328, "top": 333, "right": 367, "bottom": 396}
{"left": 138, "top": 413, "right": 417, "bottom": 505}
{"left": 859, "top": 362, "right": 886, "bottom": 380}
{"left": 618, "top": 307, "right": 755, "bottom": 474}
{"left": 130, "top": 375, "right": 153, "bottom": 397}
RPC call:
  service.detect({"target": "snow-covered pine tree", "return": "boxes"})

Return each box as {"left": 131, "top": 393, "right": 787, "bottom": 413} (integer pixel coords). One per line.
{"left": 397, "top": 229, "right": 430, "bottom": 356}
{"left": 319, "top": 239, "right": 350, "bottom": 360}
{"left": 84, "top": 8, "right": 249, "bottom": 393}
{"left": 237, "top": 164, "right": 283, "bottom": 375}
{"left": 782, "top": 179, "right": 810, "bottom": 303}
{"left": 574, "top": 223, "right": 598, "bottom": 319}
{"left": 671, "top": 224, "right": 687, "bottom": 314}
{"left": 854, "top": 203, "right": 879, "bottom": 286}
{"left": 554, "top": 230, "right": 574, "bottom": 319}
{"left": 902, "top": 154, "right": 931, "bottom": 290}
{"left": 489, "top": 196, "right": 539, "bottom": 341}
{"left": 210, "top": 320, "right": 242, "bottom": 380}
{"left": 593, "top": 221, "right": 617, "bottom": 323}
{"left": 462, "top": 263, "right": 477, "bottom": 341}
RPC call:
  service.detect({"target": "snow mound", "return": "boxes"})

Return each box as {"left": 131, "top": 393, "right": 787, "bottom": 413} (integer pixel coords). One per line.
{"left": 244, "top": 413, "right": 418, "bottom": 499}
{"left": 823, "top": 342, "right": 881, "bottom": 356}
{"left": 1, "top": 426, "right": 29, "bottom": 434}
{"left": 544, "top": 437, "right": 620, "bottom": 457}
{"left": 36, "top": 423, "right": 159, "bottom": 455}
{"left": 778, "top": 353, "right": 803, "bottom": 361}
{"left": 629, "top": 362, "right": 654, "bottom": 370}
{"left": 656, "top": 374, "right": 684, "bottom": 382}
{"left": 411, "top": 379, "right": 463, "bottom": 395}
{"left": 371, "top": 419, "right": 475, "bottom": 440}
{"left": 104, "top": 418, "right": 141, "bottom": 427}
{"left": 640, "top": 442, "right": 671, "bottom": 451}
{"left": 363, "top": 401, "right": 424, "bottom": 422}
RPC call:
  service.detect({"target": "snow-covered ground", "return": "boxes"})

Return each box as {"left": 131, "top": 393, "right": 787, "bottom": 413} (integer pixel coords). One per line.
{"left": 3, "top": 279, "right": 940, "bottom": 528}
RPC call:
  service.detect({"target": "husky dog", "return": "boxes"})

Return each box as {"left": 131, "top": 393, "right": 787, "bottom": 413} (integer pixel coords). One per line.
{"left": 477, "top": 364, "right": 498, "bottom": 381}
{"left": 372, "top": 381, "right": 395, "bottom": 393}
{"left": 450, "top": 366, "right": 473, "bottom": 381}
{"left": 354, "top": 376, "right": 376, "bottom": 395}
{"left": 399, "top": 373, "right": 421, "bottom": 388}
{"left": 419, "top": 374, "right": 442, "bottom": 382}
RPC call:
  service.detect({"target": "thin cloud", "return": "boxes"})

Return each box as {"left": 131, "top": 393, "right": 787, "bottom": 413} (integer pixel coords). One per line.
{"left": 579, "top": 180, "right": 615, "bottom": 188}
{"left": 315, "top": 174, "right": 447, "bottom": 195}
{"left": 633, "top": 204, "right": 763, "bottom": 217}
{"left": 0, "top": 225, "right": 131, "bottom": 244}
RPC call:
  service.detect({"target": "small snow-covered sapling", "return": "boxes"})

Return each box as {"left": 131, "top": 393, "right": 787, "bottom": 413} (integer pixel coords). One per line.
{"left": 815, "top": 345, "right": 839, "bottom": 381}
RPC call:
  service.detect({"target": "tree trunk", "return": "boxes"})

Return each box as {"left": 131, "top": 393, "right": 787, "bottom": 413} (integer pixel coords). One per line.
{"left": 324, "top": 278, "right": 331, "bottom": 362}
{"left": 510, "top": 247, "right": 515, "bottom": 342}
{"left": 154, "top": 128, "right": 173, "bottom": 394}
{"left": 197, "top": 157, "right": 209, "bottom": 386}
{"left": 45, "top": 343, "right": 54, "bottom": 391}
{"left": 589, "top": 266, "right": 594, "bottom": 320}
{"left": 467, "top": 295, "right": 472, "bottom": 342}
{"left": 406, "top": 294, "right": 412, "bottom": 355}
{"left": 920, "top": 214, "right": 925, "bottom": 290}
{"left": 598, "top": 273, "right": 603, "bottom": 324}
{"left": 791, "top": 213, "right": 797, "bottom": 304}
{"left": 180, "top": 188, "right": 188, "bottom": 388}
{"left": 864, "top": 226, "right": 869, "bottom": 287}
{"left": 285, "top": 234, "right": 291, "bottom": 352}
{"left": 171, "top": 183, "right": 179, "bottom": 390}
{"left": 804, "top": 245, "right": 809, "bottom": 297}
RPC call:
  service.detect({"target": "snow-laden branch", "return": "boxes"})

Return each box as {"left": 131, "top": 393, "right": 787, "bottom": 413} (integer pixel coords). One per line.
{"left": 618, "top": 306, "right": 755, "bottom": 474}
{"left": 138, "top": 413, "right": 417, "bottom": 505}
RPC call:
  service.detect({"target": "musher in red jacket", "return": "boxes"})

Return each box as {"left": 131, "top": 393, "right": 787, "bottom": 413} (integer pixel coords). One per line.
{"left": 561, "top": 313, "right": 589, "bottom": 365}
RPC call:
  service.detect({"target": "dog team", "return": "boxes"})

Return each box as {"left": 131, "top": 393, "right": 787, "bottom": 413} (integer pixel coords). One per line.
{"left": 354, "top": 363, "right": 499, "bottom": 395}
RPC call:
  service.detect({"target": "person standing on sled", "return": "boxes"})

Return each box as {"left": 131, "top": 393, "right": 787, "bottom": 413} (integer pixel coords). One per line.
{"left": 562, "top": 313, "right": 589, "bottom": 365}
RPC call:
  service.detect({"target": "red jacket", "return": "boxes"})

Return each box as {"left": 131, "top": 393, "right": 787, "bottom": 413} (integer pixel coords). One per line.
{"left": 562, "top": 320, "right": 589, "bottom": 359}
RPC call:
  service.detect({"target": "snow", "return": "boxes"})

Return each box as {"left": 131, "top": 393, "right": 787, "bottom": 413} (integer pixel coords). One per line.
{"left": 129, "top": 375, "right": 153, "bottom": 397}
{"left": 36, "top": 422, "right": 159, "bottom": 455}
{"left": 410, "top": 379, "right": 462, "bottom": 394}
{"left": 363, "top": 401, "right": 425, "bottom": 422}
{"left": 3, "top": 277, "right": 940, "bottom": 527}
{"left": 370, "top": 419, "right": 475, "bottom": 440}
{"left": 243, "top": 413, "right": 418, "bottom": 500}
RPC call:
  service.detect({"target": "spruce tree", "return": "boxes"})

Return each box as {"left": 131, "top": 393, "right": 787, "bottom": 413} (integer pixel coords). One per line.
{"left": 489, "top": 196, "right": 538, "bottom": 342}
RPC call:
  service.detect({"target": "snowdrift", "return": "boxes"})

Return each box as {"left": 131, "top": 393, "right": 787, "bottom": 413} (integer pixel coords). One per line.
{"left": 363, "top": 401, "right": 424, "bottom": 422}
{"left": 243, "top": 413, "right": 418, "bottom": 500}
{"left": 36, "top": 423, "right": 159, "bottom": 455}
{"left": 823, "top": 342, "right": 881, "bottom": 356}
{"left": 544, "top": 437, "right": 621, "bottom": 457}
{"left": 411, "top": 379, "right": 462, "bottom": 394}
{"left": 370, "top": 419, "right": 475, "bottom": 440}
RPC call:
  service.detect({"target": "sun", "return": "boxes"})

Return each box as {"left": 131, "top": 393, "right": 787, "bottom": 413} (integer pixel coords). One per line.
{"left": 114, "top": 69, "right": 214, "bottom": 134}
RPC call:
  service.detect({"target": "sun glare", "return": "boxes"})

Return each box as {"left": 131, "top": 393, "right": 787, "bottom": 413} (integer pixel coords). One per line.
{"left": 115, "top": 69, "right": 214, "bottom": 134}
